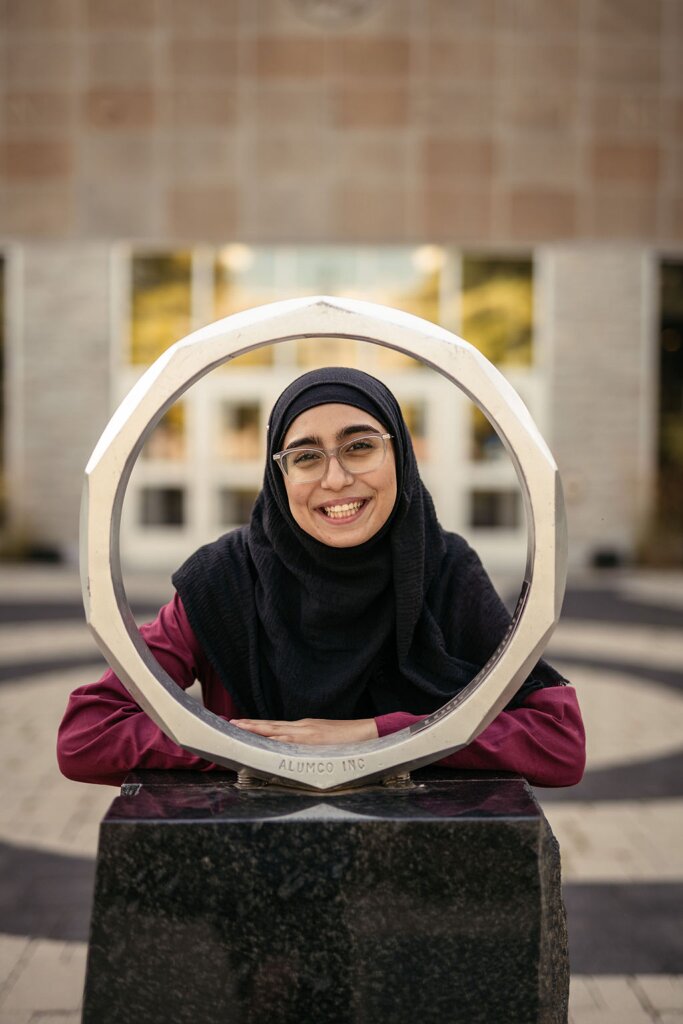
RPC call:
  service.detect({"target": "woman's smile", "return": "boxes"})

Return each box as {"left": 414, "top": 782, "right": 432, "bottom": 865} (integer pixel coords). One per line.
{"left": 317, "top": 496, "right": 370, "bottom": 522}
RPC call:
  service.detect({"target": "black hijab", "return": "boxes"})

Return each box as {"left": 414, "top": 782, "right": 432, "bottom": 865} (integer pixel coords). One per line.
{"left": 173, "top": 367, "right": 558, "bottom": 719}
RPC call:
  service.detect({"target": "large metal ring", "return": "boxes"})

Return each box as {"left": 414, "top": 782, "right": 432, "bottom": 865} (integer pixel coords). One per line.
{"left": 81, "top": 295, "right": 567, "bottom": 791}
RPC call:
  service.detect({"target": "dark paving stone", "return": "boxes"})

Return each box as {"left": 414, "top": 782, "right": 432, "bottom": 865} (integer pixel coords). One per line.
{"left": 5, "top": 582, "right": 682, "bottom": 630}
{"left": 558, "top": 587, "right": 683, "bottom": 630}
{"left": 536, "top": 749, "right": 683, "bottom": 804}
{"left": 0, "top": 841, "right": 95, "bottom": 942}
{"left": 0, "top": 601, "right": 87, "bottom": 625}
{"left": 565, "top": 883, "right": 683, "bottom": 974}
{"left": 0, "top": 599, "right": 160, "bottom": 625}
{"left": 547, "top": 651, "right": 683, "bottom": 694}
{"left": 501, "top": 584, "right": 683, "bottom": 630}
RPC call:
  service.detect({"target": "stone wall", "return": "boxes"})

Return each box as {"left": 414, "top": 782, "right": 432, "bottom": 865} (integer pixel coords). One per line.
{"left": 6, "top": 245, "right": 111, "bottom": 557}
{"left": 544, "top": 245, "right": 656, "bottom": 565}
{"left": 0, "top": 0, "right": 681, "bottom": 245}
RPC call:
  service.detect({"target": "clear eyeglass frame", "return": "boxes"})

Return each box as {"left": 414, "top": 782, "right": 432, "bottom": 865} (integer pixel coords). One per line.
{"left": 273, "top": 433, "right": 393, "bottom": 482}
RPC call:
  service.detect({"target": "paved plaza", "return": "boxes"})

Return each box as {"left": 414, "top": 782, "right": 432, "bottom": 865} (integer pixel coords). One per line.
{"left": 0, "top": 564, "right": 681, "bottom": 1023}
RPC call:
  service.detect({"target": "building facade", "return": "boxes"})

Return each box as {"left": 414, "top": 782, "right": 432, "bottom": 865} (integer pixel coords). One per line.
{"left": 1, "top": 0, "right": 682, "bottom": 571}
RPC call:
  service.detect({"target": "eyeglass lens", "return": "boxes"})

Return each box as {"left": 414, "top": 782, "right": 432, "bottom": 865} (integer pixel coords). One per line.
{"left": 282, "top": 435, "right": 386, "bottom": 481}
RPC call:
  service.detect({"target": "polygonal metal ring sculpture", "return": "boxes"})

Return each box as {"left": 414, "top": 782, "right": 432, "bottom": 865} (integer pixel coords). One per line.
{"left": 81, "top": 295, "right": 567, "bottom": 792}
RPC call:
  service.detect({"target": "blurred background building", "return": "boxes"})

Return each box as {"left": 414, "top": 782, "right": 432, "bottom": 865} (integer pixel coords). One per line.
{"left": 1, "top": 0, "right": 682, "bottom": 573}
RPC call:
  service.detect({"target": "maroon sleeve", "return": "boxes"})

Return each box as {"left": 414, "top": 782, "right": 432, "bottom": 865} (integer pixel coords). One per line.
{"left": 57, "top": 593, "right": 238, "bottom": 787}
{"left": 374, "top": 686, "right": 586, "bottom": 788}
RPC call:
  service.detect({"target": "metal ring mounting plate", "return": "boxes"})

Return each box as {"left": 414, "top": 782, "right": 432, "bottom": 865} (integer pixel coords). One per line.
{"left": 81, "top": 295, "right": 567, "bottom": 791}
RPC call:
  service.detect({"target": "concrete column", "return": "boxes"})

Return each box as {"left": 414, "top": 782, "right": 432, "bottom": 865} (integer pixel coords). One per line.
{"left": 9, "top": 244, "right": 112, "bottom": 560}
{"left": 541, "top": 245, "right": 656, "bottom": 567}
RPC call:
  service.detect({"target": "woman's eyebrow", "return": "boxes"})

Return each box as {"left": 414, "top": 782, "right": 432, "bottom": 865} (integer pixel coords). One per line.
{"left": 284, "top": 424, "right": 380, "bottom": 450}
{"left": 337, "top": 423, "right": 380, "bottom": 440}
{"left": 285, "top": 434, "right": 321, "bottom": 450}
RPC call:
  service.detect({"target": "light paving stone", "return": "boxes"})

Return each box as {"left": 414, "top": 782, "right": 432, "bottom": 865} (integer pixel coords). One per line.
{"left": 555, "top": 665, "right": 683, "bottom": 771}
{"left": 0, "top": 567, "right": 170, "bottom": 604}
{"left": 569, "top": 1011, "right": 652, "bottom": 1024}
{"left": 591, "top": 976, "right": 656, "bottom": 1012}
{"left": 0, "top": 936, "right": 31, "bottom": 989}
{"left": 0, "top": 670, "right": 113, "bottom": 855}
{"left": 544, "top": 801, "right": 683, "bottom": 881}
{"left": 549, "top": 620, "right": 683, "bottom": 673}
{"left": 569, "top": 975, "right": 602, "bottom": 1010}
{"left": 0, "top": 941, "right": 86, "bottom": 1013}
{"left": 632, "top": 975, "right": 683, "bottom": 1012}
{"left": 619, "top": 574, "right": 683, "bottom": 611}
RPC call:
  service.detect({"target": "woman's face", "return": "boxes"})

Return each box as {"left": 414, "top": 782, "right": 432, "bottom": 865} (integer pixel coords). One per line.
{"left": 280, "top": 403, "right": 397, "bottom": 548}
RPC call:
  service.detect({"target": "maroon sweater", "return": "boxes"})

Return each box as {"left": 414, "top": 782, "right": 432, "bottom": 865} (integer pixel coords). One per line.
{"left": 57, "top": 592, "right": 586, "bottom": 788}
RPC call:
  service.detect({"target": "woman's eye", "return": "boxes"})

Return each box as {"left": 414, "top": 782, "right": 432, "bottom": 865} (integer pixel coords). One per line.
{"left": 293, "top": 450, "right": 323, "bottom": 466}
{"left": 345, "top": 438, "right": 377, "bottom": 454}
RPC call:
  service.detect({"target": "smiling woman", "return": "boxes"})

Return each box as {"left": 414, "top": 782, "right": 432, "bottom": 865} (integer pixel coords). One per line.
{"left": 57, "top": 367, "right": 585, "bottom": 785}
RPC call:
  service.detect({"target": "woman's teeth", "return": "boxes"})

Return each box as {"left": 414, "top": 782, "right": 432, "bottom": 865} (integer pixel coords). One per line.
{"left": 321, "top": 500, "right": 365, "bottom": 519}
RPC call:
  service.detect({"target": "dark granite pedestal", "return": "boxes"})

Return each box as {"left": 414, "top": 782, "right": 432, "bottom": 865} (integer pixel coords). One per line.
{"left": 83, "top": 769, "right": 568, "bottom": 1024}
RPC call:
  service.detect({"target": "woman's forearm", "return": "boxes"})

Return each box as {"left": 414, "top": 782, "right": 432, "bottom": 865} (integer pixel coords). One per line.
{"left": 374, "top": 686, "right": 585, "bottom": 788}
{"left": 57, "top": 669, "right": 216, "bottom": 786}
{"left": 56, "top": 593, "right": 223, "bottom": 786}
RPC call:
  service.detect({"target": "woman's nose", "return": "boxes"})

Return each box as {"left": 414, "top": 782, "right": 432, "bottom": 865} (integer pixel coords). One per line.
{"left": 321, "top": 454, "right": 353, "bottom": 488}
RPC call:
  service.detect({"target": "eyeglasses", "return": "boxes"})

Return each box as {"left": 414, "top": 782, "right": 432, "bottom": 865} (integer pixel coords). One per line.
{"left": 273, "top": 433, "right": 393, "bottom": 483}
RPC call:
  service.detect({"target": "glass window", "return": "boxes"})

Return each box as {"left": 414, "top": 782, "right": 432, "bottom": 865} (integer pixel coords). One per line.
{"left": 212, "top": 245, "right": 448, "bottom": 372}
{"left": 470, "top": 490, "right": 520, "bottom": 529}
{"left": 219, "top": 488, "right": 259, "bottom": 527}
{"left": 216, "top": 402, "right": 262, "bottom": 461}
{"left": 130, "top": 253, "right": 192, "bottom": 366}
{"left": 374, "top": 247, "right": 444, "bottom": 371}
{"left": 471, "top": 406, "right": 505, "bottom": 462}
{"left": 400, "top": 399, "right": 428, "bottom": 460}
{"left": 213, "top": 247, "right": 274, "bottom": 367}
{"left": 654, "top": 260, "right": 683, "bottom": 560}
{"left": 462, "top": 256, "right": 533, "bottom": 366}
{"left": 140, "top": 487, "right": 185, "bottom": 527}
{"left": 142, "top": 404, "right": 186, "bottom": 461}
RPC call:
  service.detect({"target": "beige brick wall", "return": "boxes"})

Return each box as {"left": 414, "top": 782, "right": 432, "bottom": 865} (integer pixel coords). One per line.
{"left": 1, "top": 0, "right": 681, "bottom": 245}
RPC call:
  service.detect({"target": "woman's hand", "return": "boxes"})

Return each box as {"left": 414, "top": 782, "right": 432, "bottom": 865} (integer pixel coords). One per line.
{"left": 229, "top": 717, "right": 378, "bottom": 745}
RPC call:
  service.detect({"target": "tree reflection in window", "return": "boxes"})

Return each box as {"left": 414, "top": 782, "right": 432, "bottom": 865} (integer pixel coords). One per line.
{"left": 400, "top": 400, "right": 428, "bottom": 461}
{"left": 471, "top": 405, "right": 504, "bottom": 462}
{"left": 217, "top": 402, "right": 261, "bottom": 461}
{"left": 214, "top": 247, "right": 273, "bottom": 368}
{"left": 462, "top": 256, "right": 533, "bottom": 366}
{"left": 142, "top": 403, "right": 186, "bottom": 461}
{"left": 130, "top": 253, "right": 192, "bottom": 366}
